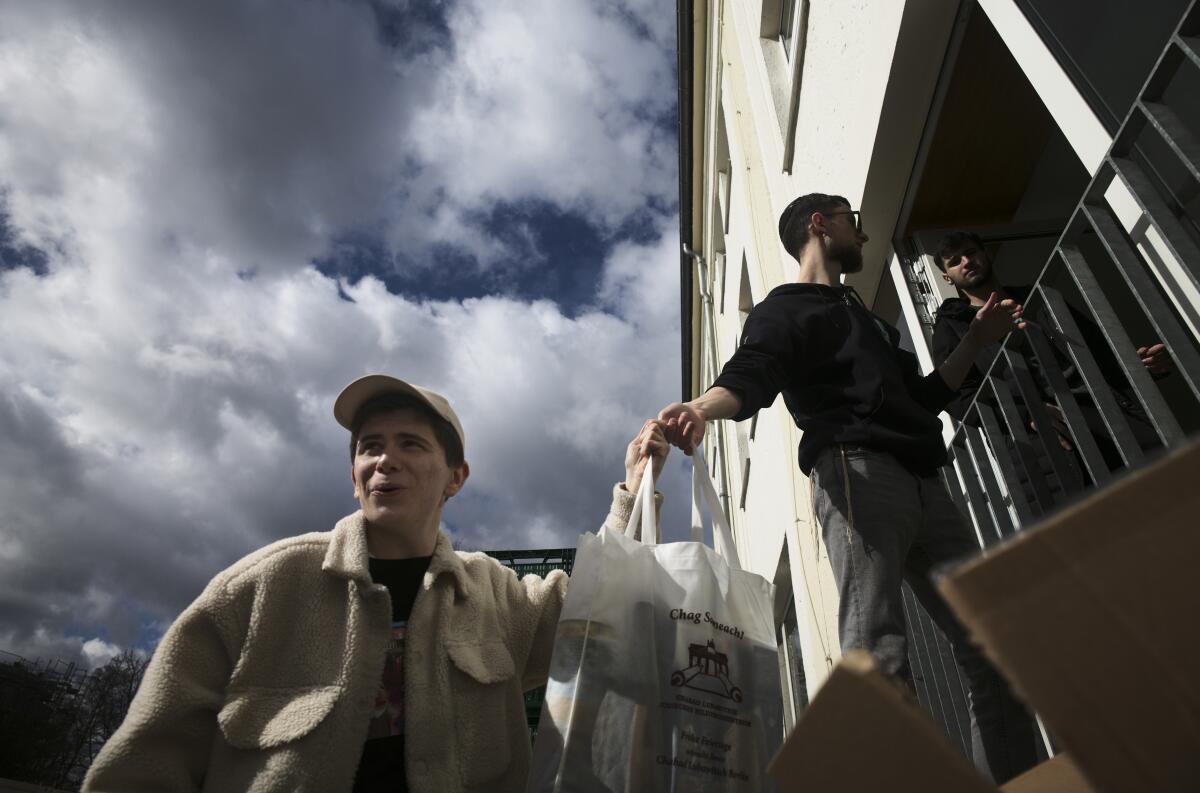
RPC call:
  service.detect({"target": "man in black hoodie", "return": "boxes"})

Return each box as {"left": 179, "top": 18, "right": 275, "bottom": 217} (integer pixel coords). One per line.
{"left": 931, "top": 230, "right": 1168, "bottom": 468}
{"left": 659, "top": 193, "right": 1037, "bottom": 783}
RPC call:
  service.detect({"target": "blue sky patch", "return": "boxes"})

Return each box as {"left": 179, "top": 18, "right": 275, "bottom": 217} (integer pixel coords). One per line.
{"left": 0, "top": 210, "right": 48, "bottom": 276}
{"left": 314, "top": 201, "right": 655, "bottom": 315}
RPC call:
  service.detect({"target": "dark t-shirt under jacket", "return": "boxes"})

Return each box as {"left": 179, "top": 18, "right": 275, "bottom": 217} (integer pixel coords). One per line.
{"left": 353, "top": 555, "right": 433, "bottom": 793}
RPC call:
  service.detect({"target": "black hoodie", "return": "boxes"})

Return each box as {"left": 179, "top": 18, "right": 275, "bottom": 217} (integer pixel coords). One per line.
{"left": 711, "top": 282, "right": 954, "bottom": 476}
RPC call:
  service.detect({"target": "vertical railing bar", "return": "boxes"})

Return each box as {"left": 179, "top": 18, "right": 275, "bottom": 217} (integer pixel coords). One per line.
{"left": 1005, "top": 349, "right": 1085, "bottom": 493}
{"left": 1126, "top": 143, "right": 1200, "bottom": 253}
{"left": 902, "top": 589, "right": 960, "bottom": 752}
{"left": 974, "top": 402, "right": 1035, "bottom": 528}
{"left": 1032, "top": 281, "right": 1142, "bottom": 463}
{"left": 1111, "top": 98, "right": 1152, "bottom": 158}
{"left": 927, "top": 618, "right": 973, "bottom": 756}
{"left": 961, "top": 417, "right": 1015, "bottom": 542}
{"left": 957, "top": 427, "right": 1003, "bottom": 544}
{"left": 947, "top": 449, "right": 990, "bottom": 550}
{"left": 911, "top": 477, "right": 979, "bottom": 731}
{"left": 1035, "top": 714, "right": 1057, "bottom": 760}
{"left": 1057, "top": 245, "right": 1185, "bottom": 445}
{"left": 939, "top": 456, "right": 976, "bottom": 531}
{"left": 942, "top": 625, "right": 977, "bottom": 760}
{"left": 988, "top": 378, "right": 1055, "bottom": 515}
{"left": 1083, "top": 161, "right": 1118, "bottom": 206}
{"left": 901, "top": 591, "right": 934, "bottom": 712}
{"left": 1108, "top": 157, "right": 1200, "bottom": 292}
{"left": 1136, "top": 101, "right": 1200, "bottom": 185}
{"left": 914, "top": 590, "right": 972, "bottom": 755}
{"left": 1123, "top": 100, "right": 1200, "bottom": 225}
{"left": 1020, "top": 317, "right": 1115, "bottom": 482}
{"left": 950, "top": 439, "right": 996, "bottom": 542}
{"left": 1140, "top": 40, "right": 1184, "bottom": 103}
{"left": 1174, "top": 34, "right": 1200, "bottom": 72}
{"left": 1082, "top": 203, "right": 1200, "bottom": 400}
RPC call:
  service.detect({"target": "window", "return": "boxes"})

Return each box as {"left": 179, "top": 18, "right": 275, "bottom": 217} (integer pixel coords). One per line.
{"left": 759, "top": 0, "right": 809, "bottom": 169}
{"left": 779, "top": 0, "right": 797, "bottom": 60}
{"left": 715, "top": 104, "right": 732, "bottom": 238}
{"left": 773, "top": 549, "right": 808, "bottom": 732}
{"left": 714, "top": 252, "right": 727, "bottom": 315}
{"left": 736, "top": 253, "right": 755, "bottom": 510}
{"left": 779, "top": 600, "right": 809, "bottom": 726}
{"left": 738, "top": 253, "right": 754, "bottom": 332}
{"left": 738, "top": 443, "right": 752, "bottom": 510}
{"left": 717, "top": 169, "right": 731, "bottom": 233}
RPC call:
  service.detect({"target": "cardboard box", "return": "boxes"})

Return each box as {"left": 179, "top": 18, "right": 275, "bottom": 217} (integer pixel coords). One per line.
{"left": 999, "top": 754, "right": 1092, "bottom": 793}
{"left": 767, "top": 650, "right": 995, "bottom": 792}
{"left": 768, "top": 443, "right": 1200, "bottom": 792}
{"left": 766, "top": 651, "right": 1093, "bottom": 792}
{"left": 939, "top": 439, "right": 1200, "bottom": 792}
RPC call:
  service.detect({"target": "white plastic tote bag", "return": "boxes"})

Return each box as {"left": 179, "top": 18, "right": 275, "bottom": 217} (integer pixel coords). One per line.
{"left": 527, "top": 450, "right": 783, "bottom": 792}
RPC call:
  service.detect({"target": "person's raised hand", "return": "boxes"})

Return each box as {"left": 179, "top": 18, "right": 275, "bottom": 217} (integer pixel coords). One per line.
{"left": 969, "top": 292, "right": 1026, "bottom": 346}
{"left": 1137, "top": 343, "right": 1171, "bottom": 376}
{"left": 657, "top": 402, "right": 707, "bottom": 456}
{"left": 624, "top": 420, "right": 670, "bottom": 493}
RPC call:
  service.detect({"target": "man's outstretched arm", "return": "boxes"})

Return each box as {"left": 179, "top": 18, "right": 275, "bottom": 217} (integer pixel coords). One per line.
{"left": 937, "top": 292, "right": 1025, "bottom": 392}
{"left": 658, "top": 386, "right": 744, "bottom": 455}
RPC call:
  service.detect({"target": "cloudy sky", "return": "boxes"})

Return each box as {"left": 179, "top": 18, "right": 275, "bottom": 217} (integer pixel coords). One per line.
{"left": 0, "top": 0, "right": 690, "bottom": 668}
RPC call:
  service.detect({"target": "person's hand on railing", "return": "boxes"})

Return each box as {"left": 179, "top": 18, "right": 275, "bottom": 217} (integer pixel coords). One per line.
{"left": 624, "top": 420, "right": 670, "bottom": 493}
{"left": 967, "top": 292, "right": 1026, "bottom": 346}
{"left": 1137, "top": 343, "right": 1172, "bottom": 377}
{"left": 1030, "top": 402, "right": 1074, "bottom": 452}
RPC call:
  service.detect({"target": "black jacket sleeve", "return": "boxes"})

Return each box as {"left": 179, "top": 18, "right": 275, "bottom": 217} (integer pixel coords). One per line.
{"left": 711, "top": 306, "right": 802, "bottom": 422}
{"left": 899, "top": 347, "right": 956, "bottom": 414}
{"left": 931, "top": 316, "right": 982, "bottom": 423}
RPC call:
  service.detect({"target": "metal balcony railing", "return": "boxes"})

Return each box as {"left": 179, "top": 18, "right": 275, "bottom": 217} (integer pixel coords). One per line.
{"left": 943, "top": 5, "right": 1200, "bottom": 542}
{"left": 905, "top": 0, "right": 1200, "bottom": 759}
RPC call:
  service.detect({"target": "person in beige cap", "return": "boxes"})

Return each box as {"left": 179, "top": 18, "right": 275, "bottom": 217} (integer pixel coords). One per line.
{"left": 84, "top": 374, "right": 668, "bottom": 793}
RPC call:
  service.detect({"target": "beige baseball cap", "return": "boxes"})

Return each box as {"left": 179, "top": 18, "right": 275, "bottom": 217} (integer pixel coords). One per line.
{"left": 333, "top": 374, "right": 465, "bottom": 453}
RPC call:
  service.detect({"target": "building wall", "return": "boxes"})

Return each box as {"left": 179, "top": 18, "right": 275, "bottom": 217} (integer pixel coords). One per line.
{"left": 682, "top": 0, "right": 1199, "bottom": 713}
{"left": 690, "top": 0, "right": 930, "bottom": 700}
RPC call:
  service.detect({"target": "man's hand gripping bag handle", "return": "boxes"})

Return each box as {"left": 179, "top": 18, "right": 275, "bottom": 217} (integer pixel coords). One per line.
{"left": 624, "top": 448, "right": 742, "bottom": 571}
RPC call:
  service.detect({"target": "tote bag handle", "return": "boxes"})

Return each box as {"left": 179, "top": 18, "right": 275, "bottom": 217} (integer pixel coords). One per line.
{"left": 624, "top": 446, "right": 742, "bottom": 571}
{"left": 624, "top": 454, "right": 659, "bottom": 545}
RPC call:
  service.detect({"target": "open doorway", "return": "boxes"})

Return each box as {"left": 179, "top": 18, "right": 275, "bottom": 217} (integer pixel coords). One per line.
{"left": 881, "top": 4, "right": 1090, "bottom": 345}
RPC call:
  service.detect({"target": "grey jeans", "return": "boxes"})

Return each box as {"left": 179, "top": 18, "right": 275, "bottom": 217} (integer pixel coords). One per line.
{"left": 811, "top": 444, "right": 1038, "bottom": 784}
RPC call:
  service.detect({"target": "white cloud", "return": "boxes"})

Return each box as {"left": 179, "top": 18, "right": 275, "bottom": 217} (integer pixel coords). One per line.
{"left": 0, "top": 0, "right": 676, "bottom": 277}
{"left": 81, "top": 637, "right": 122, "bottom": 669}
{"left": 0, "top": 0, "right": 425, "bottom": 274}
{"left": 404, "top": 0, "right": 677, "bottom": 239}
{"left": 0, "top": 223, "right": 685, "bottom": 661}
{"left": 0, "top": 0, "right": 685, "bottom": 667}
{"left": 598, "top": 216, "right": 685, "bottom": 334}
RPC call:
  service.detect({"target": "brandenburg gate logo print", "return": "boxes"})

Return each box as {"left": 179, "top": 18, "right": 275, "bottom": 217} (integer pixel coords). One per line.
{"left": 671, "top": 639, "right": 743, "bottom": 702}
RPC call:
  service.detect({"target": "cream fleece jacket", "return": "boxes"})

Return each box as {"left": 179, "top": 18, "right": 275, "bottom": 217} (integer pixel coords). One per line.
{"left": 84, "top": 484, "right": 658, "bottom": 793}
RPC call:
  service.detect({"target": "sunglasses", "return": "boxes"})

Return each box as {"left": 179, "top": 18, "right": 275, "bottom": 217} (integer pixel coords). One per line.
{"left": 826, "top": 210, "right": 863, "bottom": 232}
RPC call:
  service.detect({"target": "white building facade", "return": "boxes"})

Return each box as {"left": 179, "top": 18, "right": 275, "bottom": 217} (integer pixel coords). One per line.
{"left": 676, "top": 0, "right": 1200, "bottom": 752}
